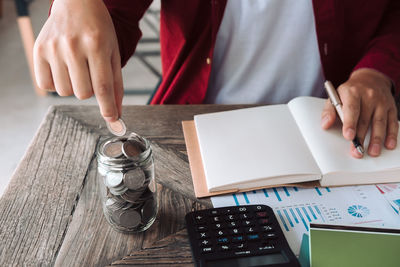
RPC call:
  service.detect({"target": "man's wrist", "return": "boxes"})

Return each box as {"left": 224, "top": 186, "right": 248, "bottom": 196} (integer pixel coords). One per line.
{"left": 350, "top": 68, "right": 392, "bottom": 89}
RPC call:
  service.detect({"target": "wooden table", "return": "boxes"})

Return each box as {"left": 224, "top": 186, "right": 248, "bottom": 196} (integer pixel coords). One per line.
{"left": 0, "top": 105, "right": 249, "bottom": 266}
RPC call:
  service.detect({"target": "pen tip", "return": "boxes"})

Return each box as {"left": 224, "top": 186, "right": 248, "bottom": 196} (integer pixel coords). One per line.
{"left": 356, "top": 146, "right": 364, "bottom": 155}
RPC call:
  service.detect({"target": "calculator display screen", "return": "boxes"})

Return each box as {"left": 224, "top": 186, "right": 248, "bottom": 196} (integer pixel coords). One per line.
{"left": 205, "top": 252, "right": 289, "bottom": 267}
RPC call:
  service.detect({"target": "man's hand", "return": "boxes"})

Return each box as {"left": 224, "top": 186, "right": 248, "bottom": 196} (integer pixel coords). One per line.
{"left": 33, "top": 0, "right": 123, "bottom": 122}
{"left": 321, "top": 68, "right": 399, "bottom": 158}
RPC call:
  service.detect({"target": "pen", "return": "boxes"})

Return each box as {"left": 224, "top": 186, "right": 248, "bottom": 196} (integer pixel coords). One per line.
{"left": 324, "top": 81, "right": 364, "bottom": 155}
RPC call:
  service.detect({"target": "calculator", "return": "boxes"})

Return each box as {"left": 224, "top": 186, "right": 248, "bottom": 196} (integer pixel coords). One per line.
{"left": 185, "top": 205, "right": 299, "bottom": 267}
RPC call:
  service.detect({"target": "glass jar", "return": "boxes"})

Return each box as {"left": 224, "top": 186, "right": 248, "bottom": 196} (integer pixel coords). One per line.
{"left": 96, "top": 132, "right": 157, "bottom": 233}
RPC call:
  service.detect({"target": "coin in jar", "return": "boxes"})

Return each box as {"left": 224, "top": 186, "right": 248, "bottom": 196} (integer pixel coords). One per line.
{"left": 103, "top": 140, "right": 124, "bottom": 158}
{"left": 122, "top": 140, "right": 144, "bottom": 159}
{"left": 106, "top": 118, "right": 127, "bottom": 136}
{"left": 119, "top": 210, "right": 142, "bottom": 228}
{"left": 111, "top": 209, "right": 125, "bottom": 225}
{"left": 121, "top": 189, "right": 144, "bottom": 203}
{"left": 123, "top": 168, "right": 146, "bottom": 190}
{"left": 109, "top": 185, "right": 128, "bottom": 196}
{"left": 105, "top": 172, "right": 124, "bottom": 188}
{"left": 105, "top": 197, "right": 125, "bottom": 211}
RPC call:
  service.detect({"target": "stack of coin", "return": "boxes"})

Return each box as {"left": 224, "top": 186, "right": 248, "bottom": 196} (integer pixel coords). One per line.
{"left": 97, "top": 132, "right": 157, "bottom": 233}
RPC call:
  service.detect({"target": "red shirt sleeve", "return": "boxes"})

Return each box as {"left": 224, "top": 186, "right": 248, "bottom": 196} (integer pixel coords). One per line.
{"left": 103, "top": 0, "right": 152, "bottom": 67}
{"left": 353, "top": 0, "right": 400, "bottom": 97}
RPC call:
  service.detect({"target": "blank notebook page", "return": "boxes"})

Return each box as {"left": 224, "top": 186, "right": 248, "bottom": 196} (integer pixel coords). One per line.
{"left": 194, "top": 105, "right": 321, "bottom": 191}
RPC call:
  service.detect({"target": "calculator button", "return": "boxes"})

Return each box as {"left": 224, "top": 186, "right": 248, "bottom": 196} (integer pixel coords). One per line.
{"left": 212, "top": 216, "right": 223, "bottom": 223}
{"left": 263, "top": 233, "right": 278, "bottom": 239}
{"left": 233, "top": 243, "right": 247, "bottom": 250}
{"left": 242, "top": 220, "right": 255, "bottom": 227}
{"left": 218, "top": 245, "right": 231, "bottom": 252}
{"left": 212, "top": 223, "right": 225, "bottom": 230}
{"left": 237, "top": 207, "right": 248, "bottom": 213}
{"left": 230, "top": 228, "right": 243, "bottom": 235}
{"left": 193, "top": 215, "right": 205, "bottom": 224}
{"left": 195, "top": 225, "right": 208, "bottom": 232}
{"left": 209, "top": 209, "right": 219, "bottom": 216}
{"left": 198, "top": 232, "right": 210, "bottom": 239}
{"left": 258, "top": 218, "right": 270, "bottom": 225}
{"left": 257, "top": 244, "right": 275, "bottom": 251}
{"left": 199, "top": 239, "right": 212, "bottom": 247}
{"left": 244, "top": 227, "right": 257, "bottom": 234}
{"left": 221, "top": 208, "right": 236, "bottom": 214}
{"left": 255, "top": 211, "right": 268, "bottom": 218}
{"left": 227, "top": 221, "right": 239, "bottom": 228}
{"left": 239, "top": 213, "right": 252, "bottom": 219}
{"left": 216, "top": 237, "right": 230, "bottom": 244}
{"left": 252, "top": 205, "right": 267, "bottom": 211}
{"left": 232, "top": 235, "right": 245, "bottom": 242}
{"left": 216, "top": 230, "right": 228, "bottom": 236}
{"left": 201, "top": 247, "right": 214, "bottom": 254}
{"left": 247, "top": 234, "right": 260, "bottom": 241}
{"left": 226, "top": 214, "right": 237, "bottom": 221}
{"left": 262, "top": 225, "right": 274, "bottom": 232}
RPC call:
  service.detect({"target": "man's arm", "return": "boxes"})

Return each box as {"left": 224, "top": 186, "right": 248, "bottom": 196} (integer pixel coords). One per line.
{"left": 321, "top": 1, "right": 400, "bottom": 158}
{"left": 103, "top": 0, "right": 153, "bottom": 67}
{"left": 352, "top": 0, "right": 400, "bottom": 95}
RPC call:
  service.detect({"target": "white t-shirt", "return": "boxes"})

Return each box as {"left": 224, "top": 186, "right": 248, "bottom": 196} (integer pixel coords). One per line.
{"left": 204, "top": 0, "right": 325, "bottom": 104}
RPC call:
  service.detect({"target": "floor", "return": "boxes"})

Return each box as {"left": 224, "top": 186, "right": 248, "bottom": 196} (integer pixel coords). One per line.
{"left": 0, "top": 0, "right": 160, "bottom": 196}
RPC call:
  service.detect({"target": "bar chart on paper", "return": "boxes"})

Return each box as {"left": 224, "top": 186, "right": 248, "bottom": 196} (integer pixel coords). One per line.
{"left": 211, "top": 185, "right": 400, "bottom": 255}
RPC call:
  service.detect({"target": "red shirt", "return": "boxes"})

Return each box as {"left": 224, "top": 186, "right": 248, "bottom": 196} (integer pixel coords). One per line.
{"left": 103, "top": 0, "right": 400, "bottom": 104}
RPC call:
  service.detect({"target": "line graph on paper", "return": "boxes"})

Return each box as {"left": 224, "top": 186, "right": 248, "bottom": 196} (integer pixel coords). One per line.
{"left": 211, "top": 185, "right": 400, "bottom": 256}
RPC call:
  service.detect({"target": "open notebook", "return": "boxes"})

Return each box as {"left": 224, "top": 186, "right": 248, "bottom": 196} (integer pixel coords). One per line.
{"left": 182, "top": 97, "right": 400, "bottom": 197}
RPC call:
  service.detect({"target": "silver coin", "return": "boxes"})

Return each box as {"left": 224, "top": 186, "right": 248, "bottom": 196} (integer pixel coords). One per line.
{"left": 121, "top": 189, "right": 145, "bottom": 203}
{"left": 106, "top": 184, "right": 128, "bottom": 198}
{"left": 108, "top": 182, "right": 126, "bottom": 191}
{"left": 109, "top": 186, "right": 128, "bottom": 196}
{"left": 105, "top": 197, "right": 118, "bottom": 207}
{"left": 105, "top": 197, "right": 125, "bottom": 211}
{"left": 98, "top": 164, "right": 108, "bottom": 176}
{"left": 105, "top": 172, "right": 124, "bottom": 188}
{"left": 114, "top": 195, "right": 126, "bottom": 204}
{"left": 103, "top": 140, "right": 124, "bottom": 158}
{"left": 111, "top": 209, "right": 125, "bottom": 224}
{"left": 122, "top": 202, "right": 134, "bottom": 210}
{"left": 119, "top": 210, "right": 142, "bottom": 228}
{"left": 123, "top": 168, "right": 146, "bottom": 190}
{"left": 106, "top": 118, "right": 127, "bottom": 136}
{"left": 141, "top": 198, "right": 156, "bottom": 223}
{"left": 122, "top": 140, "right": 144, "bottom": 159}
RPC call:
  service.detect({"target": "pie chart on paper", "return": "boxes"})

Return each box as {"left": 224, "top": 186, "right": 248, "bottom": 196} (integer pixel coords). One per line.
{"left": 347, "top": 205, "right": 370, "bottom": 218}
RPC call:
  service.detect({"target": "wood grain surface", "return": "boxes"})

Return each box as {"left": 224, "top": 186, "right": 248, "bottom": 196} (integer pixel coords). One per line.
{"left": 111, "top": 229, "right": 193, "bottom": 267}
{"left": 55, "top": 159, "right": 205, "bottom": 266}
{"left": 0, "top": 108, "right": 99, "bottom": 266}
{"left": 0, "top": 105, "right": 248, "bottom": 266}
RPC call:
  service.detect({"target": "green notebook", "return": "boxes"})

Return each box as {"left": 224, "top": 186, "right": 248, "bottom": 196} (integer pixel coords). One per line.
{"left": 310, "top": 224, "right": 400, "bottom": 267}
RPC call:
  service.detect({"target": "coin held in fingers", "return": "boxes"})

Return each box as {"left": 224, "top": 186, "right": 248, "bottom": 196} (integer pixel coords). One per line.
{"left": 107, "top": 118, "right": 127, "bottom": 136}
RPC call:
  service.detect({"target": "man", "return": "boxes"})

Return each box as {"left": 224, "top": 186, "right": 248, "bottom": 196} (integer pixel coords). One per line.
{"left": 33, "top": 0, "right": 400, "bottom": 158}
